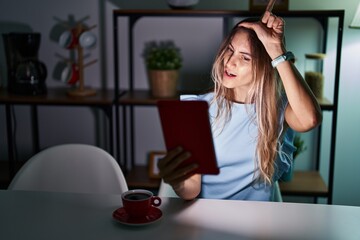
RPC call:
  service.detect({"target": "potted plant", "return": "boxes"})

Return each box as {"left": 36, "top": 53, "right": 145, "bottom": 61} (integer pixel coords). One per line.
{"left": 143, "top": 40, "right": 182, "bottom": 98}
{"left": 293, "top": 135, "right": 307, "bottom": 159}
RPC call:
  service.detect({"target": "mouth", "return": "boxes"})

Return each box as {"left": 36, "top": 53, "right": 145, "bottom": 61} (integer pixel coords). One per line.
{"left": 225, "top": 69, "right": 237, "bottom": 78}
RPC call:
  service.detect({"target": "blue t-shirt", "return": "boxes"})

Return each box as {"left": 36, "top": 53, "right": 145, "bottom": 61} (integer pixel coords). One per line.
{"left": 181, "top": 92, "right": 295, "bottom": 201}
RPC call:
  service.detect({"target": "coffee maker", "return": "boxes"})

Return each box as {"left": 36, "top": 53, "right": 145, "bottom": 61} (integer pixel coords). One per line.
{"left": 2, "top": 32, "right": 47, "bottom": 95}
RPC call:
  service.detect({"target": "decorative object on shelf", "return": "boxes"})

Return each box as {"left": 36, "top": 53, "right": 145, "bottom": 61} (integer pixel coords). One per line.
{"left": 249, "top": 0, "right": 288, "bottom": 12}
{"left": 2, "top": 32, "right": 47, "bottom": 95}
{"left": 166, "top": 0, "right": 199, "bottom": 9}
{"left": 54, "top": 16, "right": 98, "bottom": 97}
{"left": 143, "top": 40, "right": 182, "bottom": 98}
{"left": 305, "top": 53, "right": 326, "bottom": 99}
{"left": 280, "top": 134, "right": 307, "bottom": 182}
{"left": 148, "top": 151, "right": 166, "bottom": 179}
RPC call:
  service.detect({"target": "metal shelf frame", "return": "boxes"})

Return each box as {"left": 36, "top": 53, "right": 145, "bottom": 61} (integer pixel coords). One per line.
{"left": 113, "top": 9, "right": 344, "bottom": 204}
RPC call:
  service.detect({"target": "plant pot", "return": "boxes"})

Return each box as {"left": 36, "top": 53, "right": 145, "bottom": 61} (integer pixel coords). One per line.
{"left": 148, "top": 69, "right": 179, "bottom": 98}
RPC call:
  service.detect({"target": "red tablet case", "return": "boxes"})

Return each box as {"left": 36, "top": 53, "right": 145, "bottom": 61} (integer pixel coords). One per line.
{"left": 157, "top": 100, "right": 219, "bottom": 175}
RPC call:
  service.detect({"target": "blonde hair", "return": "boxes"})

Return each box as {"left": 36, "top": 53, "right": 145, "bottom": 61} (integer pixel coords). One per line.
{"left": 211, "top": 19, "right": 283, "bottom": 184}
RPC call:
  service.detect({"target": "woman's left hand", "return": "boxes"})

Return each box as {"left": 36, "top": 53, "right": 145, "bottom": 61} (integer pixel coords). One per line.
{"left": 238, "top": 11, "right": 285, "bottom": 59}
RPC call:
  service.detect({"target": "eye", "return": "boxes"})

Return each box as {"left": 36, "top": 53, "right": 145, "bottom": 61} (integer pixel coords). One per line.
{"left": 241, "top": 55, "right": 251, "bottom": 62}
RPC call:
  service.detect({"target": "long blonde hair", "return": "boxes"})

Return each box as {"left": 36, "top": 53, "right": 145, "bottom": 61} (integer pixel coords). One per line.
{"left": 211, "top": 19, "right": 283, "bottom": 184}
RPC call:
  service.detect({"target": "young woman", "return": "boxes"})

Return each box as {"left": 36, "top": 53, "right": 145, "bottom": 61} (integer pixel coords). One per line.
{"left": 157, "top": 11, "right": 322, "bottom": 201}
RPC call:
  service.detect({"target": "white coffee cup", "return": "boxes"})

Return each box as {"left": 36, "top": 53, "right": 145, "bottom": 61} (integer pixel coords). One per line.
{"left": 59, "top": 28, "right": 79, "bottom": 49}
{"left": 79, "top": 31, "right": 96, "bottom": 49}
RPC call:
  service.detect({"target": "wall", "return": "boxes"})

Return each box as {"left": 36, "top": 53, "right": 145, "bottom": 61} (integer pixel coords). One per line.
{"left": 0, "top": 0, "right": 359, "bottom": 206}
{"left": 290, "top": 0, "right": 360, "bottom": 206}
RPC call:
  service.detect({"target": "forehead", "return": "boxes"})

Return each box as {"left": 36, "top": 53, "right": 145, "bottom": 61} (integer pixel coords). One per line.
{"left": 230, "top": 30, "right": 252, "bottom": 51}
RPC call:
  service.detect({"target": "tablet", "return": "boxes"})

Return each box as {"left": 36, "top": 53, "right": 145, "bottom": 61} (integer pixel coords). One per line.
{"left": 157, "top": 100, "right": 219, "bottom": 175}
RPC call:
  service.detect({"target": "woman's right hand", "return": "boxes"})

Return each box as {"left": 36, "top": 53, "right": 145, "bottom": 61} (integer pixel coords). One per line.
{"left": 157, "top": 147, "right": 200, "bottom": 194}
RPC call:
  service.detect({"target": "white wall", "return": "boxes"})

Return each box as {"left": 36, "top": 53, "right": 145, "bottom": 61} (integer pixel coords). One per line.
{"left": 290, "top": 0, "right": 360, "bottom": 206}
{"left": 1, "top": 0, "right": 359, "bottom": 206}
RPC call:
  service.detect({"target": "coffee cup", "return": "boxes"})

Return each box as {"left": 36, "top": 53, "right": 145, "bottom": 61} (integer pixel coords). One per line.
{"left": 61, "top": 63, "right": 79, "bottom": 85}
{"left": 79, "top": 31, "right": 96, "bottom": 49}
{"left": 121, "top": 189, "right": 161, "bottom": 219}
{"left": 59, "top": 28, "right": 79, "bottom": 49}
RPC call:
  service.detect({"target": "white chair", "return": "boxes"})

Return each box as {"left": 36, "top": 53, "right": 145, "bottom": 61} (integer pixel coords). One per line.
{"left": 8, "top": 144, "right": 128, "bottom": 194}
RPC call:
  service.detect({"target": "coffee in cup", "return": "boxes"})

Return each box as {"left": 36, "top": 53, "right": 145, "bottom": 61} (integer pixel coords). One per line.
{"left": 121, "top": 189, "right": 161, "bottom": 219}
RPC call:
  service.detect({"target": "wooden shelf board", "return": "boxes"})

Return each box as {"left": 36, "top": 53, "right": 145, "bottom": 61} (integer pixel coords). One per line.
{"left": 279, "top": 171, "right": 328, "bottom": 197}
{"left": 0, "top": 87, "right": 114, "bottom": 106}
{"left": 117, "top": 90, "right": 179, "bottom": 105}
{"left": 114, "top": 9, "right": 344, "bottom": 19}
{"left": 117, "top": 90, "right": 334, "bottom": 109}
{"left": 317, "top": 97, "right": 333, "bottom": 110}
{"left": 125, "top": 165, "right": 161, "bottom": 189}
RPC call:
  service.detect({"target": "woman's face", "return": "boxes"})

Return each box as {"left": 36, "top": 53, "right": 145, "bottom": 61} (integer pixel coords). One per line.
{"left": 222, "top": 30, "right": 254, "bottom": 99}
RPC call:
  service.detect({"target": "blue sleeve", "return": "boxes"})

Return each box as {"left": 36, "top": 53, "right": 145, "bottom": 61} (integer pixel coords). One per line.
{"left": 274, "top": 95, "right": 297, "bottom": 182}
{"left": 180, "top": 94, "right": 200, "bottom": 101}
{"left": 274, "top": 129, "right": 296, "bottom": 182}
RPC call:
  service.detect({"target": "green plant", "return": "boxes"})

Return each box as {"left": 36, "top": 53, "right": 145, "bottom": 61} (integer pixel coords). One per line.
{"left": 293, "top": 135, "right": 307, "bottom": 159}
{"left": 143, "top": 40, "right": 182, "bottom": 70}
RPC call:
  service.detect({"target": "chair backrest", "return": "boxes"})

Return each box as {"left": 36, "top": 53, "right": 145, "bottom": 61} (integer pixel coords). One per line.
{"left": 8, "top": 144, "right": 128, "bottom": 194}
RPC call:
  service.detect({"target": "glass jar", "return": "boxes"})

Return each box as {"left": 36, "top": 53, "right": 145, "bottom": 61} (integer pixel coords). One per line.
{"left": 305, "top": 53, "right": 326, "bottom": 99}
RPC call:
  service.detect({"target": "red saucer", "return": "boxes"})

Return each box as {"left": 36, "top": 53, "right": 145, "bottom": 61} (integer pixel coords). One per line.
{"left": 112, "top": 207, "right": 162, "bottom": 226}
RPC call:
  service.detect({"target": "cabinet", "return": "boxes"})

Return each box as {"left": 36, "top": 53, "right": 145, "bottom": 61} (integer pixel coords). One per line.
{"left": 113, "top": 9, "right": 344, "bottom": 203}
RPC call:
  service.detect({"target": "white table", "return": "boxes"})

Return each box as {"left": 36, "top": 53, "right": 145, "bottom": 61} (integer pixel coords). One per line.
{"left": 0, "top": 190, "right": 359, "bottom": 240}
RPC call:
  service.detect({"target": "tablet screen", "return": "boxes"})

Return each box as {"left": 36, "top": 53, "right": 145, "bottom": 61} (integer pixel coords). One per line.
{"left": 157, "top": 100, "right": 219, "bottom": 175}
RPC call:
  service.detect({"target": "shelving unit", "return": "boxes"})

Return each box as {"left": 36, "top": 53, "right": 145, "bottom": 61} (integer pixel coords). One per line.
{"left": 0, "top": 87, "right": 115, "bottom": 185}
{"left": 113, "top": 9, "right": 344, "bottom": 203}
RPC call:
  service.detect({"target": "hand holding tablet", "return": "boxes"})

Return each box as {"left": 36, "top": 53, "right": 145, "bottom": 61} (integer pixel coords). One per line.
{"left": 157, "top": 100, "right": 219, "bottom": 176}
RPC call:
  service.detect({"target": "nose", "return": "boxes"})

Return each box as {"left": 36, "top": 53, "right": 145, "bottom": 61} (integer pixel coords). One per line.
{"left": 225, "top": 54, "right": 238, "bottom": 68}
